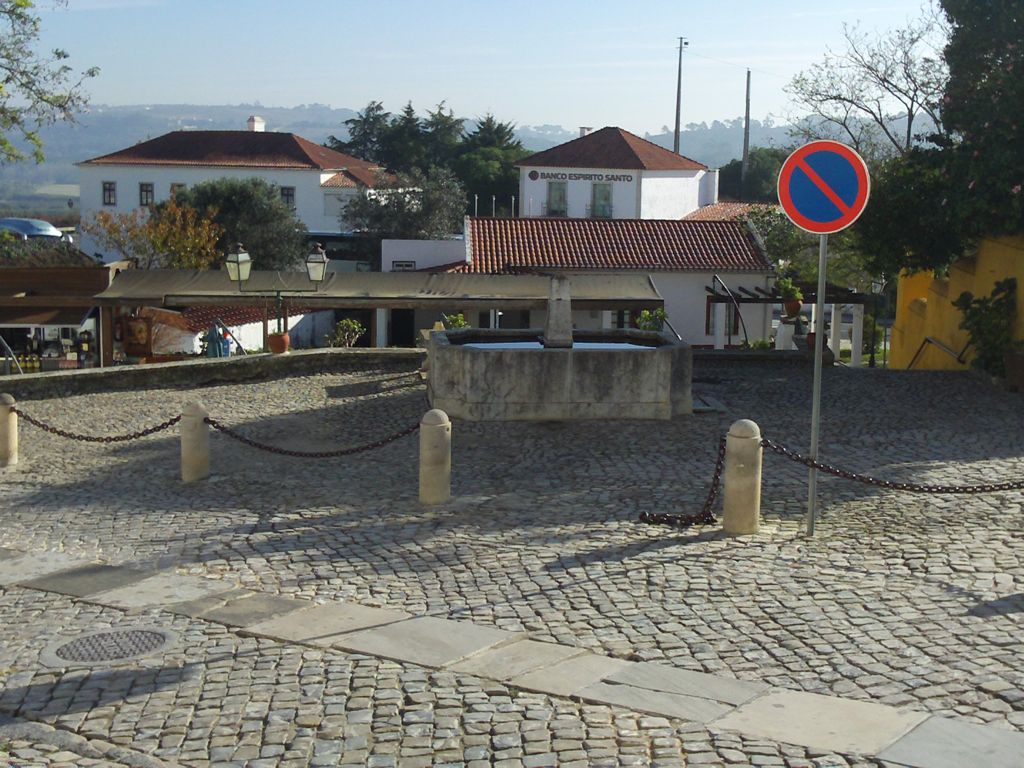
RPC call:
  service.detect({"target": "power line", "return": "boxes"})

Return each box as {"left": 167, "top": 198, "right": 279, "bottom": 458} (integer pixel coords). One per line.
{"left": 687, "top": 51, "right": 790, "bottom": 81}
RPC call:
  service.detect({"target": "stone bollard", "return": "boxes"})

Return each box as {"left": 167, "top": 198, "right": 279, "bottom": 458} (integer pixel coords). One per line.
{"left": 180, "top": 401, "right": 210, "bottom": 483}
{"left": 722, "top": 419, "right": 763, "bottom": 535}
{"left": 419, "top": 408, "right": 451, "bottom": 505}
{"left": 0, "top": 394, "right": 17, "bottom": 468}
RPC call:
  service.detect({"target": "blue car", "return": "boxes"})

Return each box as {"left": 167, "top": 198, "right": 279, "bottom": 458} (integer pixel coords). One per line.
{"left": 0, "top": 217, "right": 72, "bottom": 243}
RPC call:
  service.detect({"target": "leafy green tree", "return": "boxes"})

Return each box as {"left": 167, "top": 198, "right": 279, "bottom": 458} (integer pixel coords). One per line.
{"left": 422, "top": 101, "right": 464, "bottom": 169}
{"left": 718, "top": 147, "right": 790, "bottom": 201}
{"left": 941, "top": 0, "right": 1024, "bottom": 236}
{"left": 327, "top": 100, "right": 390, "bottom": 163}
{"left": 748, "top": 206, "right": 873, "bottom": 291}
{"left": 379, "top": 102, "right": 426, "bottom": 174}
{"left": 457, "top": 114, "right": 528, "bottom": 215}
{"left": 0, "top": 0, "right": 98, "bottom": 164}
{"left": 344, "top": 167, "right": 466, "bottom": 242}
{"left": 171, "top": 178, "right": 307, "bottom": 270}
{"left": 854, "top": 147, "right": 967, "bottom": 276}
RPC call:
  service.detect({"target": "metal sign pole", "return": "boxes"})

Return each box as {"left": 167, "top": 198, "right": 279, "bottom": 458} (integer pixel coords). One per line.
{"left": 806, "top": 233, "right": 828, "bottom": 536}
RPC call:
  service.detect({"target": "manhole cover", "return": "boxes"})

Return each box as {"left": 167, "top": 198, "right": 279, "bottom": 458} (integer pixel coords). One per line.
{"left": 41, "top": 627, "right": 177, "bottom": 667}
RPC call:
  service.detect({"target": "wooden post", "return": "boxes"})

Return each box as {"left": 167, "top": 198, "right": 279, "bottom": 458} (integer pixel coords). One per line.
{"left": 262, "top": 303, "right": 269, "bottom": 351}
{"left": 100, "top": 307, "right": 114, "bottom": 368}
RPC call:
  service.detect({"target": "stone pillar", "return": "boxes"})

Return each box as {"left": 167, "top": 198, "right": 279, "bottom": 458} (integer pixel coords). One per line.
{"left": 850, "top": 304, "right": 865, "bottom": 367}
{"left": 180, "top": 402, "right": 210, "bottom": 483}
{"left": 601, "top": 310, "right": 614, "bottom": 330}
{"left": 0, "top": 394, "right": 17, "bottom": 468}
{"left": 830, "top": 304, "right": 843, "bottom": 357}
{"left": 375, "top": 308, "right": 388, "bottom": 348}
{"left": 722, "top": 419, "right": 762, "bottom": 536}
{"left": 419, "top": 409, "right": 451, "bottom": 505}
{"left": 543, "top": 275, "right": 573, "bottom": 348}
{"left": 713, "top": 303, "right": 727, "bottom": 350}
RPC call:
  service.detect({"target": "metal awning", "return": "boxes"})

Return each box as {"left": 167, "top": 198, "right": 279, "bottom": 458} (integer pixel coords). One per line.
{"left": 94, "top": 270, "right": 665, "bottom": 311}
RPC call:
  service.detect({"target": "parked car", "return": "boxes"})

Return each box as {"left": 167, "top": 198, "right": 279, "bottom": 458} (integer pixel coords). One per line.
{"left": 0, "top": 217, "right": 72, "bottom": 243}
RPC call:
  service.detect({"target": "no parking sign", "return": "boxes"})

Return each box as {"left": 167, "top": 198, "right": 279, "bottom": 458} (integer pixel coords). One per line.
{"left": 777, "top": 140, "right": 870, "bottom": 234}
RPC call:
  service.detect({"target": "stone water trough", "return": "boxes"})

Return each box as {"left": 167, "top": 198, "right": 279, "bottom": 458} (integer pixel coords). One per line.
{"left": 428, "top": 277, "right": 692, "bottom": 421}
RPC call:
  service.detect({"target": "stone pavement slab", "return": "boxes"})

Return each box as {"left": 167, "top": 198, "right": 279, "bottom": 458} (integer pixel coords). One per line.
{"left": 508, "top": 652, "right": 631, "bottom": 697}
{"left": 194, "top": 592, "right": 307, "bottom": 627}
{"left": 19, "top": 563, "right": 151, "bottom": 597}
{"left": 606, "top": 660, "right": 768, "bottom": 706}
{"left": 0, "top": 552, "right": 93, "bottom": 586}
{"left": 332, "top": 615, "right": 520, "bottom": 667}
{"left": 577, "top": 680, "right": 733, "bottom": 723}
{"left": 163, "top": 587, "right": 259, "bottom": 618}
{"left": 878, "top": 715, "right": 1024, "bottom": 768}
{"left": 84, "top": 571, "right": 235, "bottom": 610}
{"left": 447, "top": 638, "right": 584, "bottom": 680}
{"left": 0, "top": 547, "right": 20, "bottom": 560}
{"left": 715, "top": 690, "right": 928, "bottom": 755}
{"left": 241, "top": 601, "right": 411, "bottom": 645}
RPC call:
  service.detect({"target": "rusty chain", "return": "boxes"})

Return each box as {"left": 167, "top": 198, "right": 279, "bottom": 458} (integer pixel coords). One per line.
{"left": 760, "top": 437, "right": 1024, "bottom": 494}
{"left": 639, "top": 435, "right": 726, "bottom": 528}
{"left": 12, "top": 407, "right": 181, "bottom": 443}
{"left": 204, "top": 416, "right": 419, "bottom": 459}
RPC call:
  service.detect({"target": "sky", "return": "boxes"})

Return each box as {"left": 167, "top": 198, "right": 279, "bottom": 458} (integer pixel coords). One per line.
{"left": 40, "top": 0, "right": 936, "bottom": 134}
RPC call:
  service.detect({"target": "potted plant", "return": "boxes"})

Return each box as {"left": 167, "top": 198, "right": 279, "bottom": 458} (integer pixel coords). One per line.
{"left": 777, "top": 277, "right": 804, "bottom": 318}
{"left": 267, "top": 331, "right": 290, "bottom": 354}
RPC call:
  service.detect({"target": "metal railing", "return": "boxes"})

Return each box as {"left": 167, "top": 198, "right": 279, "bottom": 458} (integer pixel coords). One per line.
{"left": 0, "top": 336, "right": 23, "bottom": 376}
{"left": 908, "top": 336, "right": 971, "bottom": 369}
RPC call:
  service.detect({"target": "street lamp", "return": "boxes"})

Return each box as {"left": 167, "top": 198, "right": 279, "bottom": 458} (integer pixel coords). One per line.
{"left": 224, "top": 241, "right": 330, "bottom": 340}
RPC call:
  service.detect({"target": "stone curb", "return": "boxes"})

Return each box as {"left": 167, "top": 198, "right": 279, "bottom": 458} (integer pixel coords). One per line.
{"left": 4, "top": 549, "right": 1024, "bottom": 767}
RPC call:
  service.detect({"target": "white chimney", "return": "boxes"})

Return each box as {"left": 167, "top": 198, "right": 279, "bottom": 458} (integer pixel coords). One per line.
{"left": 247, "top": 115, "right": 266, "bottom": 132}
{"left": 579, "top": 126, "right": 593, "bottom": 138}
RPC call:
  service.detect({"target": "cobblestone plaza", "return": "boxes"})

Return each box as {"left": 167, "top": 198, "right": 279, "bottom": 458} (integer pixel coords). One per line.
{"left": 0, "top": 359, "right": 1022, "bottom": 767}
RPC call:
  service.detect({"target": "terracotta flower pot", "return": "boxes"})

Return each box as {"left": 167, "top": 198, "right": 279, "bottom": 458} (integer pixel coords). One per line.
{"left": 267, "top": 332, "right": 290, "bottom": 354}
{"left": 784, "top": 299, "right": 803, "bottom": 318}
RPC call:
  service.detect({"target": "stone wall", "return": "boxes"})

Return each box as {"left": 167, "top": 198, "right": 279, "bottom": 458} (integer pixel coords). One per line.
{"left": 0, "top": 349, "right": 425, "bottom": 402}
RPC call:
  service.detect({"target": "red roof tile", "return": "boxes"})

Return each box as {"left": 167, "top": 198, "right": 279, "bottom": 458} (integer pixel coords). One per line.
{"left": 683, "top": 202, "right": 778, "bottom": 221}
{"left": 182, "top": 304, "right": 313, "bottom": 333}
{"left": 80, "top": 131, "right": 376, "bottom": 171}
{"left": 516, "top": 127, "right": 707, "bottom": 171}
{"left": 458, "top": 217, "right": 771, "bottom": 274}
{"left": 321, "top": 166, "right": 389, "bottom": 188}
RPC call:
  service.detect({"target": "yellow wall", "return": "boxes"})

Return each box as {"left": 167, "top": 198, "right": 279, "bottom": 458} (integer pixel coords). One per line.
{"left": 891, "top": 236, "right": 1024, "bottom": 369}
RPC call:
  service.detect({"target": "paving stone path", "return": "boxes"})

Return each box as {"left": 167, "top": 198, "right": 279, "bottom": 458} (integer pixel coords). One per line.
{"left": 0, "top": 360, "right": 1022, "bottom": 767}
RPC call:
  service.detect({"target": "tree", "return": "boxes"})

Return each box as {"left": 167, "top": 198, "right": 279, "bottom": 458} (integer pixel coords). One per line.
{"left": 853, "top": 146, "right": 967, "bottom": 277}
{"left": 786, "top": 6, "right": 949, "bottom": 161}
{"left": 718, "top": 146, "right": 790, "bottom": 201}
{"left": 379, "top": 102, "right": 426, "bottom": 174}
{"left": 327, "top": 100, "right": 390, "bottom": 162}
{"left": 344, "top": 167, "right": 466, "bottom": 242}
{"left": 941, "top": 0, "right": 1024, "bottom": 236}
{"left": 80, "top": 198, "right": 224, "bottom": 269}
{"left": 456, "top": 114, "right": 528, "bottom": 215}
{"left": 171, "top": 178, "right": 307, "bottom": 270}
{"left": 0, "top": 0, "right": 98, "bottom": 164}
{"left": 748, "top": 206, "right": 873, "bottom": 291}
{"left": 422, "top": 101, "right": 463, "bottom": 169}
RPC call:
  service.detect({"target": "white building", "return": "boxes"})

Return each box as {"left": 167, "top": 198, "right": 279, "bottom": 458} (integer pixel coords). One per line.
{"left": 77, "top": 116, "right": 382, "bottom": 261}
{"left": 379, "top": 216, "right": 774, "bottom": 348}
{"left": 517, "top": 127, "right": 718, "bottom": 220}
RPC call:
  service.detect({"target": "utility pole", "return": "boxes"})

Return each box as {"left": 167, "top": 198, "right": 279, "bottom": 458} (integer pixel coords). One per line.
{"left": 740, "top": 69, "right": 751, "bottom": 200}
{"left": 673, "top": 37, "right": 688, "bottom": 154}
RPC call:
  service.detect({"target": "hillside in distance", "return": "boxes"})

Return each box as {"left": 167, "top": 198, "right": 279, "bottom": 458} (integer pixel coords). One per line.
{"left": 4, "top": 103, "right": 795, "bottom": 196}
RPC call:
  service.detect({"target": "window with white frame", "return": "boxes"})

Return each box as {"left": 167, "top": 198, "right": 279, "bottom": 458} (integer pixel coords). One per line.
{"left": 139, "top": 183, "right": 154, "bottom": 207}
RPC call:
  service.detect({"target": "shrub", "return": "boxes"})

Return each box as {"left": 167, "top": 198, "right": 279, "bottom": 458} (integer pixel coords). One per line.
{"left": 325, "top": 318, "right": 366, "bottom": 348}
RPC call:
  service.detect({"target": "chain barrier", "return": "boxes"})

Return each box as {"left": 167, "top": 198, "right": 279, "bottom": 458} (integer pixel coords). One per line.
{"left": 12, "top": 407, "right": 181, "bottom": 443}
{"left": 204, "top": 416, "right": 419, "bottom": 459}
{"left": 639, "top": 435, "right": 726, "bottom": 529}
{"left": 760, "top": 437, "right": 1024, "bottom": 494}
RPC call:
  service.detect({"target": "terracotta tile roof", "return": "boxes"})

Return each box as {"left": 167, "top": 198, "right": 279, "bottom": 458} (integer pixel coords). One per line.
{"left": 457, "top": 217, "right": 771, "bottom": 274}
{"left": 182, "top": 304, "right": 312, "bottom": 333}
{"left": 683, "top": 201, "right": 778, "bottom": 221}
{"left": 516, "top": 127, "right": 707, "bottom": 171}
{"left": 321, "top": 166, "right": 388, "bottom": 189}
{"left": 79, "top": 131, "right": 376, "bottom": 171}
